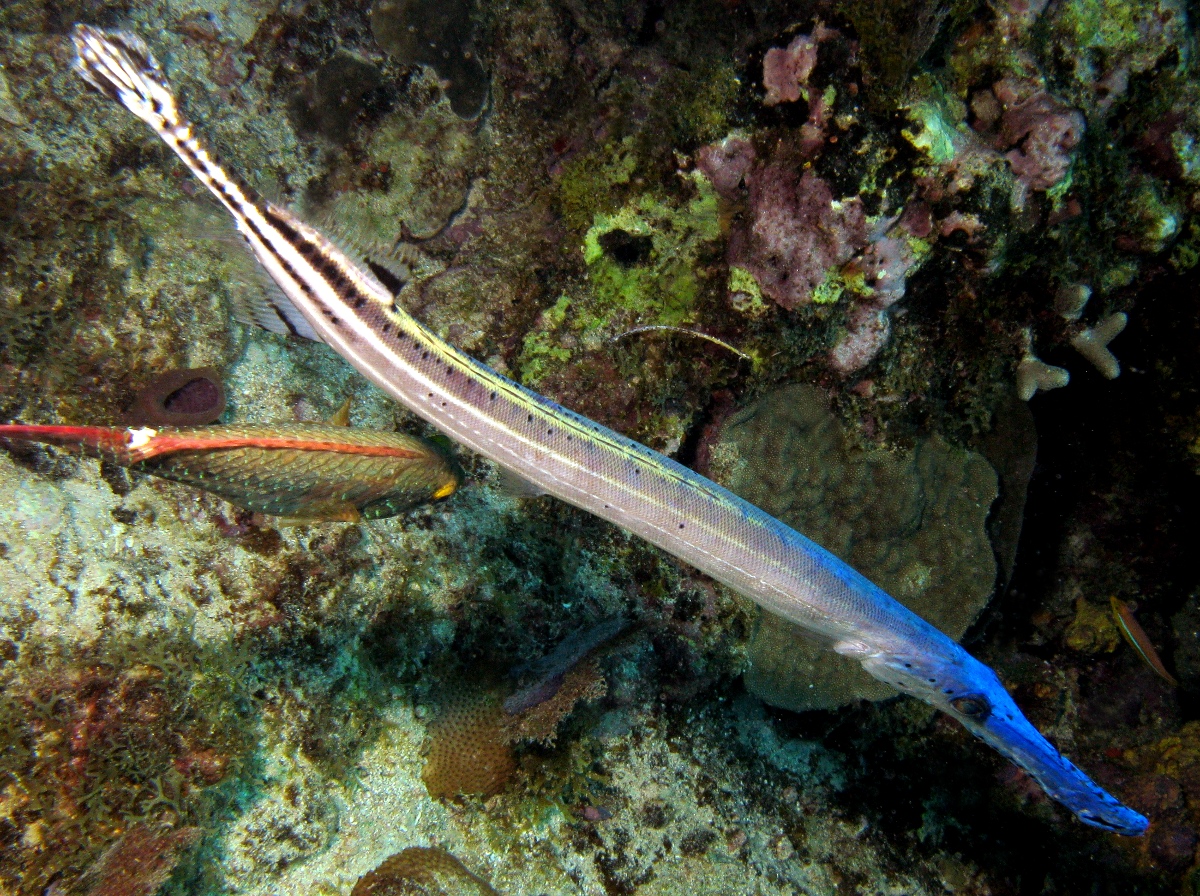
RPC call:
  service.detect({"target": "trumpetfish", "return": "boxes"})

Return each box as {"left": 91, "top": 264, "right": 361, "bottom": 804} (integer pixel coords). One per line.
{"left": 69, "top": 24, "right": 1148, "bottom": 834}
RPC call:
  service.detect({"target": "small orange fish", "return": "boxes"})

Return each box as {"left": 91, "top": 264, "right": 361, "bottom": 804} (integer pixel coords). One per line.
{"left": 0, "top": 418, "right": 460, "bottom": 522}
{"left": 1110, "top": 597, "right": 1178, "bottom": 687}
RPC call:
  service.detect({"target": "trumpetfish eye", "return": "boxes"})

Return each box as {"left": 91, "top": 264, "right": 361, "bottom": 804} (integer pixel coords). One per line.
{"left": 951, "top": 694, "right": 991, "bottom": 721}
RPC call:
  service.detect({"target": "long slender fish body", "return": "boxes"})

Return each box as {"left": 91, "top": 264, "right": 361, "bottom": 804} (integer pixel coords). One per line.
{"left": 70, "top": 25, "right": 1148, "bottom": 834}
{"left": 0, "top": 421, "right": 460, "bottom": 520}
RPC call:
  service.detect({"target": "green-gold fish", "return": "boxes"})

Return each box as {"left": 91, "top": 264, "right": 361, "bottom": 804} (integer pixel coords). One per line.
{"left": 0, "top": 421, "right": 460, "bottom": 521}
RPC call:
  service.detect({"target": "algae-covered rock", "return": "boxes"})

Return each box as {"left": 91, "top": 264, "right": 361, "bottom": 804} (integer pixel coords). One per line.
{"left": 707, "top": 385, "right": 998, "bottom": 712}
{"left": 322, "top": 103, "right": 477, "bottom": 242}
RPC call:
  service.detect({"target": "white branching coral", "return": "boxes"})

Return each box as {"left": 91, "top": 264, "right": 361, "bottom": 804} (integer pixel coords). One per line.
{"left": 1017, "top": 355, "right": 1071, "bottom": 400}
{"left": 1017, "top": 285, "right": 1129, "bottom": 399}
{"left": 1071, "top": 312, "right": 1127, "bottom": 380}
{"left": 1054, "top": 283, "right": 1091, "bottom": 320}
{"left": 1016, "top": 328, "right": 1070, "bottom": 400}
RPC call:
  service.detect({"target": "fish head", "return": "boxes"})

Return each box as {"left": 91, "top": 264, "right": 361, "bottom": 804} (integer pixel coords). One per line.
{"left": 860, "top": 647, "right": 1150, "bottom": 836}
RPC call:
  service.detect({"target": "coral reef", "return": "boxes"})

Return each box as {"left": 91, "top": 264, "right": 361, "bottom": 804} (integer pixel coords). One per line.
{"left": 371, "top": 0, "right": 490, "bottom": 120}
{"left": 3, "top": 0, "right": 1200, "bottom": 893}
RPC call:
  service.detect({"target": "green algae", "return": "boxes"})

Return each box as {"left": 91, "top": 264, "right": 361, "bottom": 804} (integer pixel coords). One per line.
{"left": 517, "top": 294, "right": 573, "bottom": 385}
{"left": 556, "top": 137, "right": 641, "bottom": 235}
{"left": 519, "top": 172, "right": 723, "bottom": 386}
{"left": 581, "top": 171, "right": 721, "bottom": 325}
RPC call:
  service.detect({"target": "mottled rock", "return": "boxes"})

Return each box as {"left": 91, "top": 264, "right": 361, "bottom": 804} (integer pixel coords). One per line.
{"left": 321, "top": 103, "right": 477, "bottom": 242}
{"left": 706, "top": 385, "right": 998, "bottom": 711}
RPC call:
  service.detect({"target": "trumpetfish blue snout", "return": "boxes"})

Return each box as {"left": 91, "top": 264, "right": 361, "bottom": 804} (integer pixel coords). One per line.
{"left": 69, "top": 23, "right": 1148, "bottom": 835}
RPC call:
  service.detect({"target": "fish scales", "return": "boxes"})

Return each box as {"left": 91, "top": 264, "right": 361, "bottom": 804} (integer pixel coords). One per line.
{"left": 139, "top": 425, "right": 458, "bottom": 518}
{"left": 0, "top": 421, "right": 460, "bottom": 520}
{"left": 69, "top": 25, "right": 1148, "bottom": 834}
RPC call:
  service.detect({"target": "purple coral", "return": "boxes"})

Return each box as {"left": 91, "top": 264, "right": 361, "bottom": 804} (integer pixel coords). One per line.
{"left": 736, "top": 165, "right": 867, "bottom": 310}
{"left": 762, "top": 34, "right": 819, "bottom": 106}
{"left": 695, "top": 135, "right": 755, "bottom": 200}
{"left": 760, "top": 23, "right": 838, "bottom": 107}
{"left": 830, "top": 205, "right": 931, "bottom": 375}
{"left": 990, "top": 78, "right": 1086, "bottom": 193}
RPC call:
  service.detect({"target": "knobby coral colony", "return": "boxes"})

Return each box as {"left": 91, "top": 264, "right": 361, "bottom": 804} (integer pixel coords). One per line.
{"left": 69, "top": 25, "right": 1150, "bottom": 835}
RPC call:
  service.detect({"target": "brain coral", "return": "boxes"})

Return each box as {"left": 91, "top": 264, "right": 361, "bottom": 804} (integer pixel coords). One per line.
{"left": 352, "top": 846, "right": 499, "bottom": 896}
{"left": 705, "top": 384, "right": 998, "bottom": 712}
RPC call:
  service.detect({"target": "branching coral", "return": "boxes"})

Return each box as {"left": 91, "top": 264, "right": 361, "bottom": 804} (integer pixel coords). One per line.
{"left": 1016, "top": 354, "right": 1071, "bottom": 401}
{"left": 1071, "top": 312, "right": 1128, "bottom": 380}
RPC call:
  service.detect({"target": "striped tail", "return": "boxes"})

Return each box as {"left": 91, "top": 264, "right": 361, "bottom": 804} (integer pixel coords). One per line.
{"left": 72, "top": 26, "right": 180, "bottom": 132}
{"left": 71, "top": 24, "right": 324, "bottom": 341}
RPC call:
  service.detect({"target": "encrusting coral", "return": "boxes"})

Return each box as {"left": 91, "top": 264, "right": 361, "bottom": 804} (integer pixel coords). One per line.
{"left": 421, "top": 680, "right": 517, "bottom": 801}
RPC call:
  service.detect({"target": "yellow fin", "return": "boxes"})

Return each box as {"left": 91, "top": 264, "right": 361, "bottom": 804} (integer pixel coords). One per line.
{"left": 269, "top": 503, "right": 363, "bottom": 526}
{"left": 328, "top": 397, "right": 352, "bottom": 427}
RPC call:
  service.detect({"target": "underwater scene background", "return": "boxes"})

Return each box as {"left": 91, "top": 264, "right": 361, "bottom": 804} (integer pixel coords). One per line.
{"left": 2, "top": 0, "right": 1199, "bottom": 892}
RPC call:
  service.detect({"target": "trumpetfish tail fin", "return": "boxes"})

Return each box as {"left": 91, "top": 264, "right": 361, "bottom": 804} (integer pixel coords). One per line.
{"left": 71, "top": 25, "right": 324, "bottom": 342}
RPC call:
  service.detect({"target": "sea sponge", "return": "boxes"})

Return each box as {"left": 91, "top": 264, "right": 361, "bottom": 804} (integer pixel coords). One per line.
{"left": 421, "top": 683, "right": 516, "bottom": 801}
{"left": 501, "top": 658, "right": 608, "bottom": 746}
{"left": 351, "top": 846, "right": 499, "bottom": 896}
{"left": 122, "top": 366, "right": 226, "bottom": 427}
